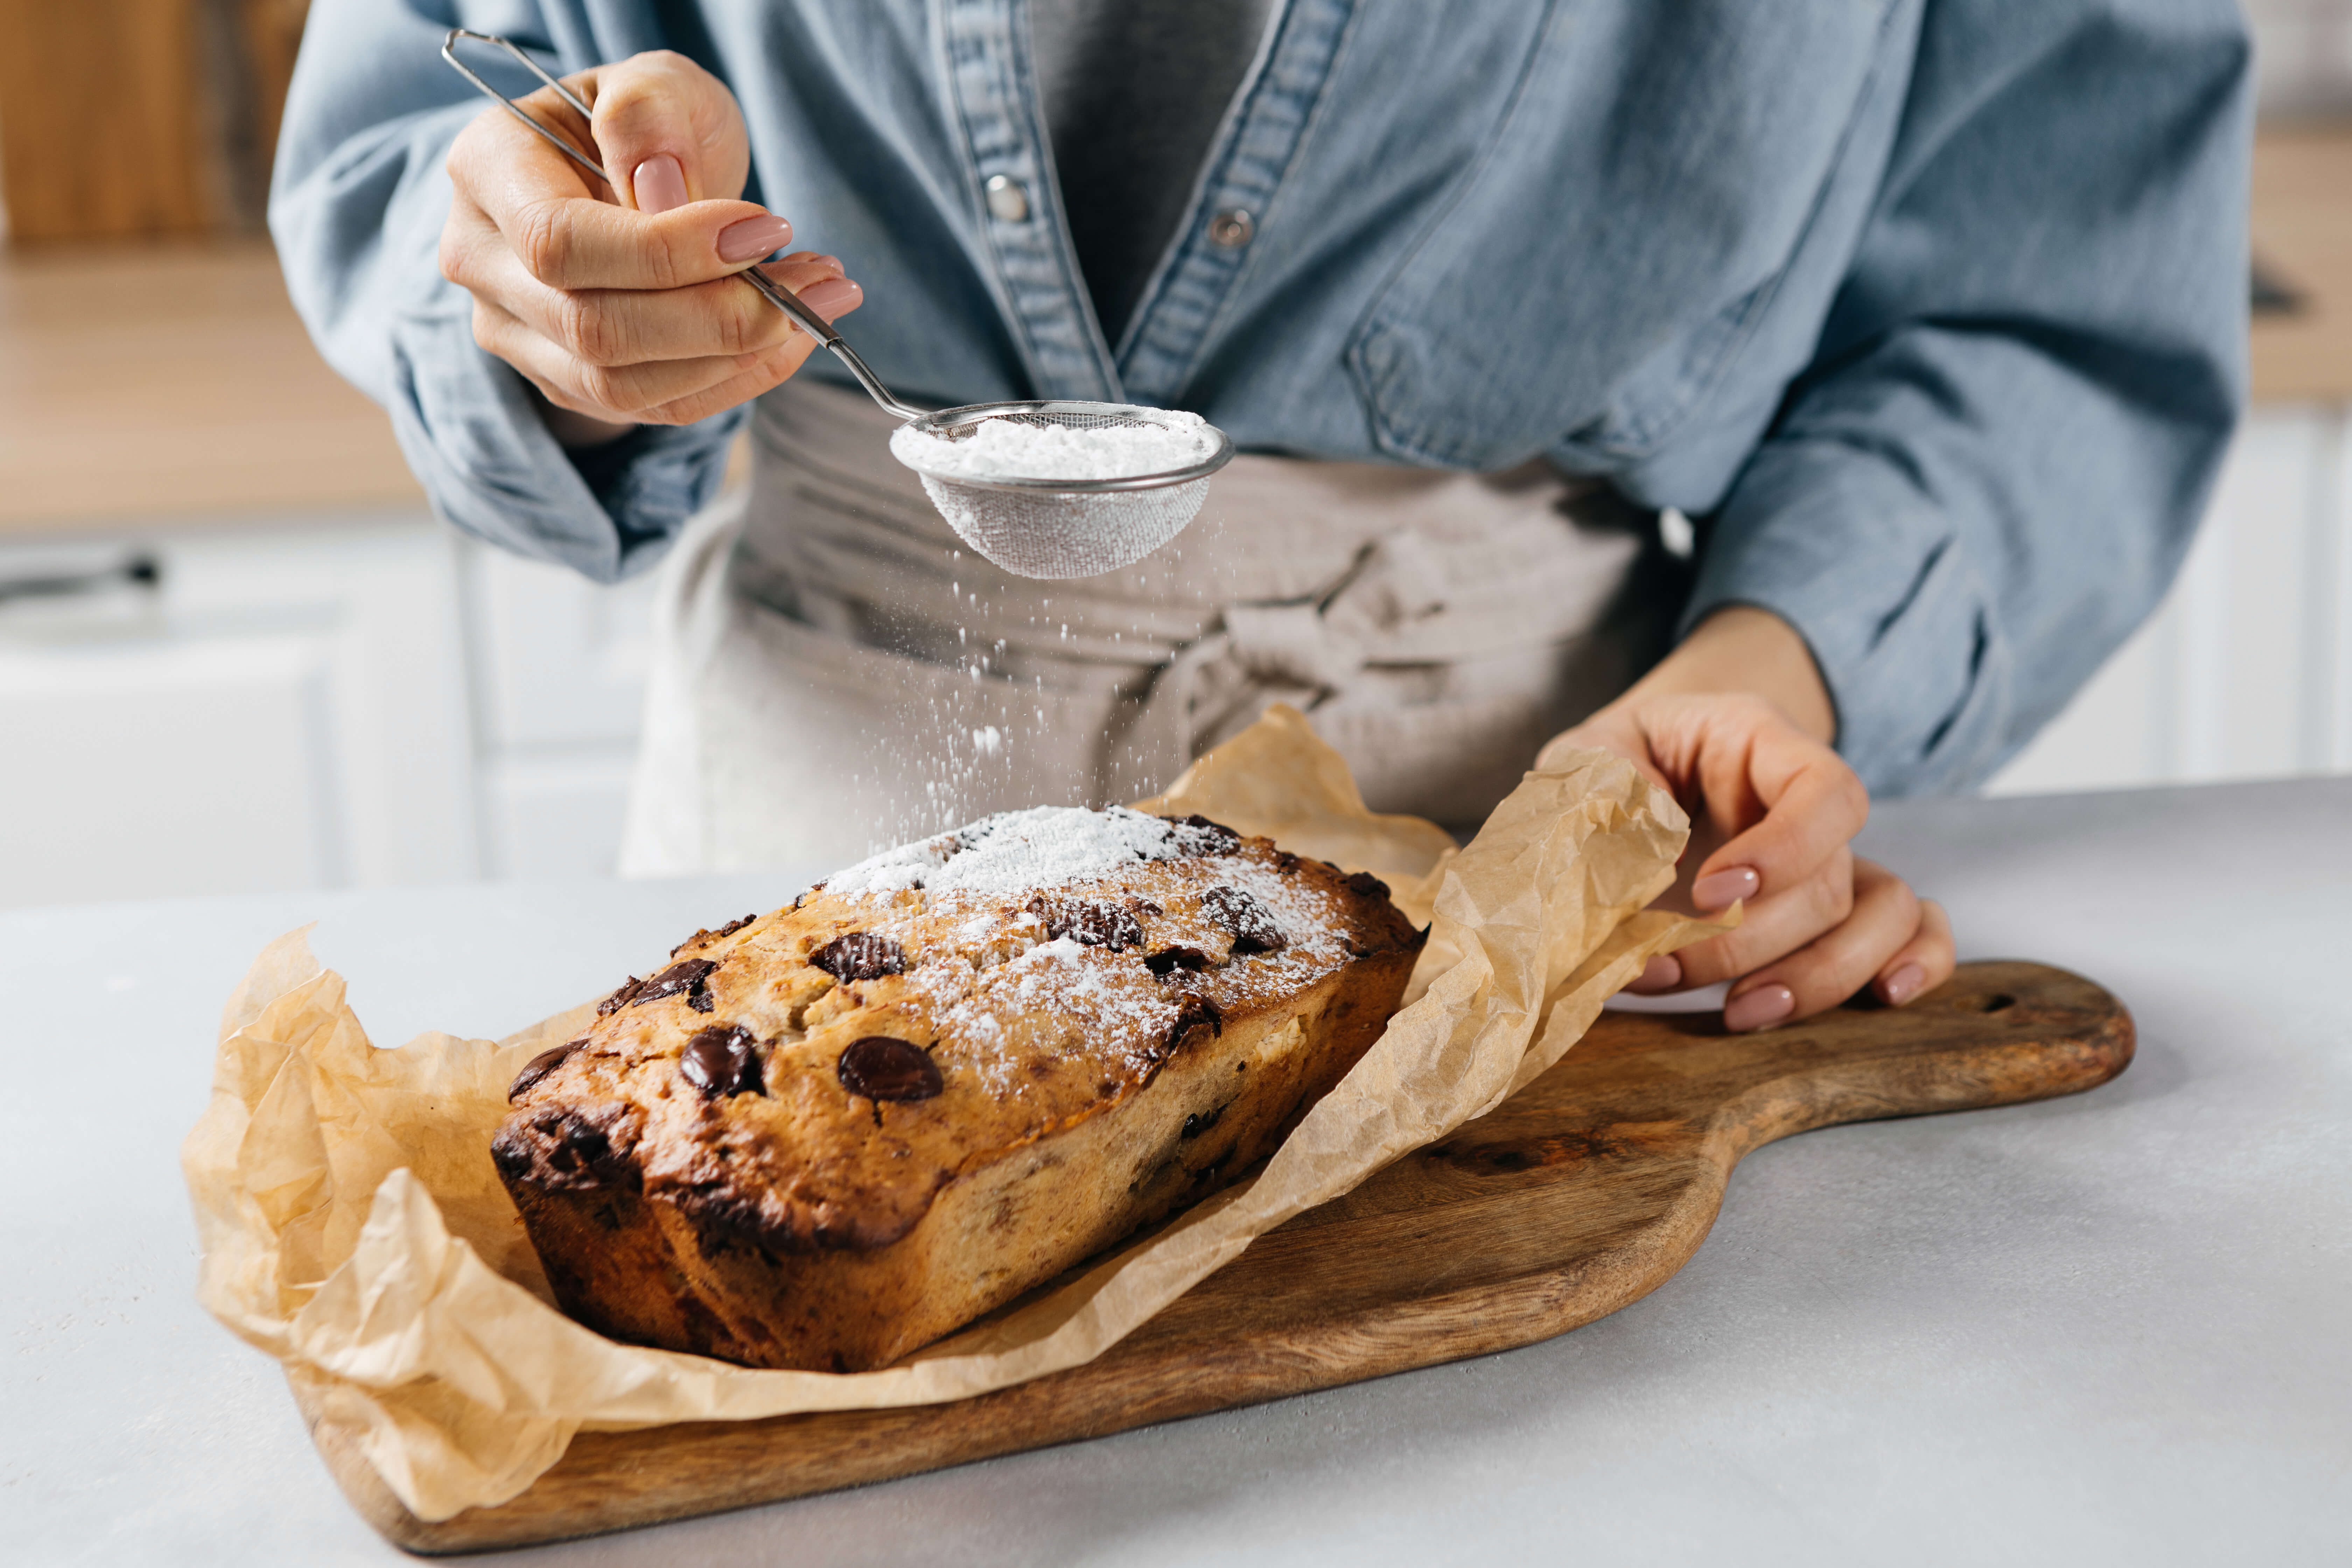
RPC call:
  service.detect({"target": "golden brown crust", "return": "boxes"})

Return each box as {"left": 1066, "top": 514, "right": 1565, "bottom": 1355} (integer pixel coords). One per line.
{"left": 493, "top": 812, "right": 1422, "bottom": 1371}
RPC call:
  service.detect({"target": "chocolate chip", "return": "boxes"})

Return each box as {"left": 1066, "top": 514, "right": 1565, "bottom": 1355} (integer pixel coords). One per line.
{"left": 837, "top": 1036, "right": 943, "bottom": 1102}
{"left": 1133, "top": 898, "right": 1165, "bottom": 917}
{"left": 507, "top": 1039, "right": 583, "bottom": 1101}
{"left": 1145, "top": 945, "right": 1216, "bottom": 976}
{"left": 1273, "top": 850, "right": 1301, "bottom": 873}
{"left": 1026, "top": 895, "right": 1143, "bottom": 951}
{"left": 565, "top": 1115, "right": 611, "bottom": 1163}
{"left": 1168, "top": 993, "right": 1223, "bottom": 1050}
{"left": 1201, "top": 886, "right": 1287, "bottom": 953}
{"left": 1341, "top": 870, "right": 1392, "bottom": 903}
{"left": 490, "top": 1127, "right": 532, "bottom": 1180}
{"left": 1162, "top": 813, "right": 1241, "bottom": 855}
{"left": 631, "top": 958, "right": 720, "bottom": 1011}
{"left": 680, "top": 1024, "right": 762, "bottom": 1098}
{"left": 493, "top": 1101, "right": 645, "bottom": 1192}
{"left": 595, "top": 976, "right": 645, "bottom": 1016}
{"left": 810, "top": 931, "right": 907, "bottom": 981}
{"left": 1181, "top": 1105, "right": 1223, "bottom": 1140}
{"left": 671, "top": 913, "right": 755, "bottom": 957}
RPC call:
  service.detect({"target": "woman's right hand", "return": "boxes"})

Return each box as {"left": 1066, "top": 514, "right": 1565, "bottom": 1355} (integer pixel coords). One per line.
{"left": 439, "top": 50, "right": 863, "bottom": 446}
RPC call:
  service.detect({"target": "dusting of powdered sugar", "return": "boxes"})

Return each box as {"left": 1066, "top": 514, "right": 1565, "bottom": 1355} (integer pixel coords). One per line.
{"left": 807, "top": 805, "right": 1384, "bottom": 1103}
{"left": 826, "top": 805, "right": 1194, "bottom": 898}
{"left": 925, "top": 933, "right": 1183, "bottom": 1096}
{"left": 890, "top": 412, "right": 1211, "bottom": 483}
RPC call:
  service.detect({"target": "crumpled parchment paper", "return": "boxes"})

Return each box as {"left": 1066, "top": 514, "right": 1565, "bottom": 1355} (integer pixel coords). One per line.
{"left": 183, "top": 704, "right": 1719, "bottom": 1521}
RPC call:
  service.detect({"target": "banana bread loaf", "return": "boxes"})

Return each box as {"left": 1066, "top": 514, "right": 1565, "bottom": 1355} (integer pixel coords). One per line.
{"left": 492, "top": 806, "right": 1423, "bottom": 1372}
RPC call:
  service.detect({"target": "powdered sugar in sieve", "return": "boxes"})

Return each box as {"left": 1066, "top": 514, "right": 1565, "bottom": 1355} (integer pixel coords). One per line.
{"left": 888, "top": 401, "right": 1235, "bottom": 580}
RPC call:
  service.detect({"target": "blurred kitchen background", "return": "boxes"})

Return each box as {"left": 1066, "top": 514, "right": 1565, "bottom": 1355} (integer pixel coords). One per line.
{"left": 2, "top": 1, "right": 2348, "bottom": 911}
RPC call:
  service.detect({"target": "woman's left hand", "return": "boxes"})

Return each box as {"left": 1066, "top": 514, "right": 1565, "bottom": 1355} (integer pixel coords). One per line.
{"left": 1537, "top": 607, "right": 1955, "bottom": 1031}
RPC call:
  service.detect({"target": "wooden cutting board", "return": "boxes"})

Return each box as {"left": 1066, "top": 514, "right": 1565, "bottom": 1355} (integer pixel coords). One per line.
{"left": 297, "top": 959, "right": 2130, "bottom": 1555}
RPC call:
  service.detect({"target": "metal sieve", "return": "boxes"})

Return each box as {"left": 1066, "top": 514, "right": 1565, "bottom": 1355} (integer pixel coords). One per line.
{"left": 891, "top": 402, "right": 1234, "bottom": 580}
{"left": 443, "top": 31, "right": 1236, "bottom": 581}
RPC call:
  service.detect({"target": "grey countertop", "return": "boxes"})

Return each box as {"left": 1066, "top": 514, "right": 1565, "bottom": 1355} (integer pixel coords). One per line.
{"left": 6, "top": 777, "right": 2348, "bottom": 1565}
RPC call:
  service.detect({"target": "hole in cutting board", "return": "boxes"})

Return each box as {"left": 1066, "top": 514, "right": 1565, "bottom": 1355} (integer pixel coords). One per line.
{"left": 1976, "top": 993, "right": 2017, "bottom": 1013}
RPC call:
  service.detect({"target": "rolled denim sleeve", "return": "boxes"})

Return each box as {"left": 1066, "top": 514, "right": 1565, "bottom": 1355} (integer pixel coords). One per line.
{"left": 270, "top": 0, "right": 737, "bottom": 581}
{"left": 1684, "top": 1, "right": 2252, "bottom": 794}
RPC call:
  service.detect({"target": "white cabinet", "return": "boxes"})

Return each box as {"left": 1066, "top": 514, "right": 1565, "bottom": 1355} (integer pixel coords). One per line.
{"left": 2245, "top": 0, "right": 2352, "bottom": 117}
{"left": 463, "top": 543, "right": 660, "bottom": 879}
{"left": 0, "top": 514, "right": 664, "bottom": 910}
{"left": 0, "top": 514, "right": 477, "bottom": 908}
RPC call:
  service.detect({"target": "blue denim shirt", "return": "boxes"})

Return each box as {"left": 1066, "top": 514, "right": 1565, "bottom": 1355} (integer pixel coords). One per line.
{"left": 271, "top": 0, "right": 2250, "bottom": 794}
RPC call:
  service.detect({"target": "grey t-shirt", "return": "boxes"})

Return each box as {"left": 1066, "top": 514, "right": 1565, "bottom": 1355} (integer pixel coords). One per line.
{"left": 1028, "top": 0, "right": 1277, "bottom": 343}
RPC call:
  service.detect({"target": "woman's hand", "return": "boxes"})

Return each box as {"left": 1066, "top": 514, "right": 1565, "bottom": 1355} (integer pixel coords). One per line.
{"left": 1538, "top": 607, "right": 1954, "bottom": 1030}
{"left": 439, "top": 50, "right": 863, "bottom": 446}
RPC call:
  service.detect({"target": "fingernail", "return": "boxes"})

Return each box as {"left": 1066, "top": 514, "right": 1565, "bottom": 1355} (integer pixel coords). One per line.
{"left": 1723, "top": 983, "right": 1795, "bottom": 1032}
{"left": 633, "top": 154, "right": 688, "bottom": 214}
{"left": 798, "top": 276, "right": 862, "bottom": 319}
{"left": 805, "top": 254, "right": 843, "bottom": 274}
{"left": 1692, "top": 866, "right": 1761, "bottom": 910}
{"left": 717, "top": 214, "right": 793, "bottom": 263}
{"left": 1883, "top": 962, "right": 1928, "bottom": 1007}
{"left": 1627, "top": 954, "right": 1682, "bottom": 994}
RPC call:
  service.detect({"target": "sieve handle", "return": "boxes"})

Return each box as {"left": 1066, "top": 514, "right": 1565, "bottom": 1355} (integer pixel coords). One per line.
{"left": 741, "top": 268, "right": 928, "bottom": 420}
{"left": 440, "top": 31, "right": 607, "bottom": 182}
{"left": 439, "top": 29, "right": 928, "bottom": 423}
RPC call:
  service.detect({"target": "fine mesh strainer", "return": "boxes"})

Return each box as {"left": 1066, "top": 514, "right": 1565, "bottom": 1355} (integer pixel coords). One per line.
{"left": 443, "top": 30, "right": 1235, "bottom": 581}
{"left": 891, "top": 402, "right": 1234, "bottom": 580}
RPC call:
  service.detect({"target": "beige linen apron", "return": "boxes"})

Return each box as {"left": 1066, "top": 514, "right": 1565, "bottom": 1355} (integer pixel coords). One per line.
{"left": 619, "top": 380, "right": 1679, "bottom": 877}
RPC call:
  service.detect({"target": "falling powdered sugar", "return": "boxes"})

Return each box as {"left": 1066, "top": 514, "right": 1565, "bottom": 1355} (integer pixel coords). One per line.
{"left": 825, "top": 805, "right": 1194, "bottom": 898}
{"left": 890, "top": 412, "right": 1212, "bottom": 483}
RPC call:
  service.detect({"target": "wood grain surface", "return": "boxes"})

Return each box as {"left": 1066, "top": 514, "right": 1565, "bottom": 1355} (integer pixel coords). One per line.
{"left": 0, "top": 243, "right": 424, "bottom": 531}
{"left": 0, "top": 0, "right": 214, "bottom": 242}
{"left": 295, "top": 959, "right": 2132, "bottom": 1555}
{"left": 2251, "top": 123, "right": 2352, "bottom": 405}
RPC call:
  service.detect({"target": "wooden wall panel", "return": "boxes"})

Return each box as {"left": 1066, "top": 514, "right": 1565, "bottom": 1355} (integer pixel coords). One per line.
{"left": 0, "top": 0, "right": 217, "bottom": 240}
{"left": 240, "top": 0, "right": 310, "bottom": 173}
{"left": 0, "top": 0, "right": 309, "bottom": 242}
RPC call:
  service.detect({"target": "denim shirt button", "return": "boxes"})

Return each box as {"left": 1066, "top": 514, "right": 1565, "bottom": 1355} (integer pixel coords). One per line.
{"left": 984, "top": 174, "right": 1030, "bottom": 223}
{"left": 1208, "top": 207, "right": 1255, "bottom": 248}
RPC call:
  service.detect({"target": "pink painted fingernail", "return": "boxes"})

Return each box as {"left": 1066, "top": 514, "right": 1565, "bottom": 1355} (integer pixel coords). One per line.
{"left": 717, "top": 214, "right": 793, "bottom": 263}
{"left": 633, "top": 154, "right": 688, "bottom": 214}
{"left": 805, "top": 254, "right": 843, "bottom": 274}
{"left": 1692, "top": 866, "right": 1761, "bottom": 910}
{"left": 798, "top": 276, "right": 862, "bottom": 319}
{"left": 1724, "top": 984, "right": 1795, "bottom": 1032}
{"left": 1627, "top": 954, "right": 1683, "bottom": 994}
{"left": 1883, "top": 962, "right": 1928, "bottom": 1006}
